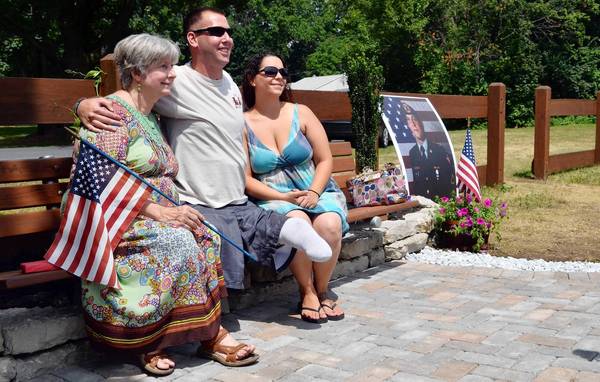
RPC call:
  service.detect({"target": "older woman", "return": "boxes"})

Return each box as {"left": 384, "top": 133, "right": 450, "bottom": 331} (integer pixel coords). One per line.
{"left": 241, "top": 52, "right": 348, "bottom": 323}
{"left": 72, "top": 34, "right": 256, "bottom": 375}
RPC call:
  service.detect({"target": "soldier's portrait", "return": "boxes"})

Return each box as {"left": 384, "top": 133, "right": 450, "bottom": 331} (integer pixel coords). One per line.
{"left": 382, "top": 96, "right": 457, "bottom": 199}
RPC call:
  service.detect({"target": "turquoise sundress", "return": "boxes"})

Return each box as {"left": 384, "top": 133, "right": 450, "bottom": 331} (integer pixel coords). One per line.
{"left": 246, "top": 104, "right": 349, "bottom": 234}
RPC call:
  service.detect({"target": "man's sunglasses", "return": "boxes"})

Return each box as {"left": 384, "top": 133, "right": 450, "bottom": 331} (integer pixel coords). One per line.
{"left": 191, "top": 26, "right": 233, "bottom": 37}
{"left": 259, "top": 66, "right": 289, "bottom": 78}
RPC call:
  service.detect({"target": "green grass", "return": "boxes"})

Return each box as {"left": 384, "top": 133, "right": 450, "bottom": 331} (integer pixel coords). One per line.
{"left": 511, "top": 192, "right": 567, "bottom": 210}
{"left": 550, "top": 165, "right": 600, "bottom": 186}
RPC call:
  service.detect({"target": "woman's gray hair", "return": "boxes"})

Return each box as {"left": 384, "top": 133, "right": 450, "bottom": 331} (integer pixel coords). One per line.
{"left": 114, "top": 33, "right": 180, "bottom": 90}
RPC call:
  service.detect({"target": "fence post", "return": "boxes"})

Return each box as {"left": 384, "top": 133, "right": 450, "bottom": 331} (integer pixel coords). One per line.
{"left": 533, "top": 86, "right": 551, "bottom": 179}
{"left": 595, "top": 91, "right": 600, "bottom": 164}
{"left": 486, "top": 83, "right": 505, "bottom": 186}
{"left": 99, "top": 54, "right": 119, "bottom": 96}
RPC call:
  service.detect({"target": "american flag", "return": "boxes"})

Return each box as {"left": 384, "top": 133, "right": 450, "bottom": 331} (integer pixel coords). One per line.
{"left": 44, "top": 140, "right": 151, "bottom": 288}
{"left": 457, "top": 129, "right": 482, "bottom": 201}
{"left": 383, "top": 97, "right": 413, "bottom": 143}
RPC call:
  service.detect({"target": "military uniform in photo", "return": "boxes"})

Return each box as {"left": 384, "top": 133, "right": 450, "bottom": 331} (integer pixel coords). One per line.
{"left": 409, "top": 140, "right": 456, "bottom": 198}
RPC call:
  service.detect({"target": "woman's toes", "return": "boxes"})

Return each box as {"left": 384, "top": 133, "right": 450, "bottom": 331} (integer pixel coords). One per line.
{"left": 165, "top": 358, "right": 176, "bottom": 367}
{"left": 319, "top": 308, "right": 327, "bottom": 319}
{"left": 156, "top": 357, "right": 174, "bottom": 370}
{"left": 236, "top": 344, "right": 255, "bottom": 360}
{"left": 321, "top": 299, "right": 344, "bottom": 318}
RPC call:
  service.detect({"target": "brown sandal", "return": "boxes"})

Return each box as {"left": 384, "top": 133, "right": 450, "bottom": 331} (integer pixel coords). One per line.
{"left": 139, "top": 352, "right": 175, "bottom": 376}
{"left": 198, "top": 327, "right": 259, "bottom": 367}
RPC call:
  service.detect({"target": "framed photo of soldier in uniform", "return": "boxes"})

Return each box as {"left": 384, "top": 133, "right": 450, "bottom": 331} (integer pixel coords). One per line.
{"left": 381, "top": 95, "right": 457, "bottom": 199}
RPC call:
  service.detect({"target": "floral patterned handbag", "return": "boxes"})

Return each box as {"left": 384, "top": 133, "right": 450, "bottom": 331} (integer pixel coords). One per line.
{"left": 347, "top": 163, "right": 409, "bottom": 207}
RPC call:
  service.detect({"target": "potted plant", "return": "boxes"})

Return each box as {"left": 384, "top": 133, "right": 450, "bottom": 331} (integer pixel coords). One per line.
{"left": 433, "top": 194, "right": 507, "bottom": 252}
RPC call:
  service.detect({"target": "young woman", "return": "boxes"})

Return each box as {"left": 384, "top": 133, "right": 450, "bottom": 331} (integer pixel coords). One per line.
{"left": 241, "top": 53, "right": 349, "bottom": 323}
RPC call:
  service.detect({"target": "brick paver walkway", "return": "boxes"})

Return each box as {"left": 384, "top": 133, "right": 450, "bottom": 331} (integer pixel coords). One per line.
{"left": 32, "top": 261, "right": 600, "bottom": 381}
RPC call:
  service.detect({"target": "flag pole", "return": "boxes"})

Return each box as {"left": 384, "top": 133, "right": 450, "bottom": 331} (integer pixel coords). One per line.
{"left": 74, "top": 136, "right": 257, "bottom": 262}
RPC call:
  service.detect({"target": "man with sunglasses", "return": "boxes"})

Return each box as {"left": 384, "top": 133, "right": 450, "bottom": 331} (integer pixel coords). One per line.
{"left": 76, "top": 8, "right": 332, "bottom": 291}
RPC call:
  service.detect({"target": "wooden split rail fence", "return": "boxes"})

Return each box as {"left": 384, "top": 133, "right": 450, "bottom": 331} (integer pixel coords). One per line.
{"left": 533, "top": 86, "right": 600, "bottom": 179}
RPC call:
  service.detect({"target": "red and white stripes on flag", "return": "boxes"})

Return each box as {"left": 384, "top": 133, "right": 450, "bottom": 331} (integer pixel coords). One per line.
{"left": 456, "top": 129, "right": 482, "bottom": 201}
{"left": 44, "top": 140, "right": 151, "bottom": 288}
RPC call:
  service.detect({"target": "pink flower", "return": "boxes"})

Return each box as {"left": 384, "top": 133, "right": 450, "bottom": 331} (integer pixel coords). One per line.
{"left": 441, "top": 196, "right": 449, "bottom": 203}
{"left": 476, "top": 218, "right": 486, "bottom": 225}
{"left": 474, "top": 207, "right": 480, "bottom": 213}
{"left": 484, "top": 198, "right": 492, "bottom": 207}
{"left": 466, "top": 194, "right": 472, "bottom": 203}
{"left": 457, "top": 208, "right": 469, "bottom": 217}
{"left": 456, "top": 196, "right": 463, "bottom": 204}
{"left": 439, "top": 207, "right": 446, "bottom": 214}
{"left": 465, "top": 217, "right": 473, "bottom": 227}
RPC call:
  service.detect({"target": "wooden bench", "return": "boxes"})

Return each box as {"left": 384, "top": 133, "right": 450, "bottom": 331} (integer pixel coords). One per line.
{"left": 0, "top": 157, "right": 73, "bottom": 288}
{"left": 0, "top": 141, "right": 418, "bottom": 289}
{"left": 1, "top": 63, "right": 504, "bottom": 290}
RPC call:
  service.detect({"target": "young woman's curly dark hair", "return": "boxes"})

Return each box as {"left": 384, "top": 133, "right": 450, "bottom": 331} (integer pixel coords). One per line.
{"left": 241, "top": 52, "right": 292, "bottom": 110}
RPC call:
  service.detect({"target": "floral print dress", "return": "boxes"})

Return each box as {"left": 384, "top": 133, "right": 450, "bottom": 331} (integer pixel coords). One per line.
{"left": 75, "top": 95, "right": 224, "bottom": 353}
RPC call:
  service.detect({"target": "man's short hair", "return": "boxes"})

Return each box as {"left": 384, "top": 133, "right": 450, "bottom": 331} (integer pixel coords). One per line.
{"left": 183, "top": 7, "right": 226, "bottom": 33}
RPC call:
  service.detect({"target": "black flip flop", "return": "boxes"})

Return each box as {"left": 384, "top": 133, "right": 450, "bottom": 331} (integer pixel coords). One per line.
{"left": 299, "top": 305, "right": 328, "bottom": 324}
{"left": 320, "top": 301, "right": 345, "bottom": 321}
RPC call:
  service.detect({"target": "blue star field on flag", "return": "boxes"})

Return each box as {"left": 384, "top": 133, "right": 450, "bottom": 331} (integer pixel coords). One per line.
{"left": 71, "top": 144, "right": 117, "bottom": 202}
{"left": 461, "top": 130, "right": 476, "bottom": 166}
{"left": 383, "top": 97, "right": 414, "bottom": 143}
{"left": 457, "top": 129, "right": 482, "bottom": 201}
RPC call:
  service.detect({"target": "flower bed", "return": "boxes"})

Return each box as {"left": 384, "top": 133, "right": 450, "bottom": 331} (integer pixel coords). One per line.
{"left": 433, "top": 194, "right": 507, "bottom": 252}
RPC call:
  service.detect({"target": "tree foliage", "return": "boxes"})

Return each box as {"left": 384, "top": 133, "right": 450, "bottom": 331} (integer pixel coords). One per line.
{"left": 1, "top": 0, "right": 598, "bottom": 127}
{"left": 415, "top": 0, "right": 600, "bottom": 126}
{"left": 343, "top": 44, "right": 384, "bottom": 171}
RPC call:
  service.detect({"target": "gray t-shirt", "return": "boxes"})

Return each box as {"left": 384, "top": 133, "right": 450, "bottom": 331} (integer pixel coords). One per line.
{"left": 154, "top": 63, "right": 247, "bottom": 208}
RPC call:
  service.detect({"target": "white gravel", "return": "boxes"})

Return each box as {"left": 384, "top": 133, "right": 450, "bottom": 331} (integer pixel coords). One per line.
{"left": 406, "top": 246, "right": 600, "bottom": 273}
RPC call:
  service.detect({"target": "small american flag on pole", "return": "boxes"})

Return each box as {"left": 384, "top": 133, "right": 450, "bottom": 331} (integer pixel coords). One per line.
{"left": 44, "top": 140, "right": 151, "bottom": 288}
{"left": 457, "top": 129, "right": 482, "bottom": 201}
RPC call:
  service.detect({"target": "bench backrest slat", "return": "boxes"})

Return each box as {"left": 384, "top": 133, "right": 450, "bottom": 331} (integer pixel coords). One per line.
{"left": 330, "top": 141, "right": 356, "bottom": 202}
{"left": 329, "top": 141, "right": 353, "bottom": 156}
{"left": 0, "top": 157, "right": 72, "bottom": 183}
{"left": 0, "top": 78, "right": 96, "bottom": 125}
{"left": 331, "top": 157, "right": 355, "bottom": 174}
{"left": 0, "top": 209, "right": 61, "bottom": 238}
{"left": 0, "top": 183, "right": 67, "bottom": 210}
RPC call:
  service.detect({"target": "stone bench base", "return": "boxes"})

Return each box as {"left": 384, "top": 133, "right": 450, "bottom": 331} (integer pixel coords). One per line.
{"left": 229, "top": 196, "right": 435, "bottom": 311}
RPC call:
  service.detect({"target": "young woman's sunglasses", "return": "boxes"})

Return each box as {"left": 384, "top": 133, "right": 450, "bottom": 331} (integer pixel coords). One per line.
{"left": 258, "top": 66, "right": 289, "bottom": 78}
{"left": 191, "top": 26, "right": 233, "bottom": 37}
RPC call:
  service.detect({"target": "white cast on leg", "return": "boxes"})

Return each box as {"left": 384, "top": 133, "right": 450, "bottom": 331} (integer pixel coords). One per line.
{"left": 278, "top": 217, "right": 332, "bottom": 262}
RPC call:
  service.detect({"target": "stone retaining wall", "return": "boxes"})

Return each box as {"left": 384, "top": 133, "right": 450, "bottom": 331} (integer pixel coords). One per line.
{"left": 227, "top": 196, "right": 436, "bottom": 310}
{"left": 0, "top": 196, "right": 436, "bottom": 381}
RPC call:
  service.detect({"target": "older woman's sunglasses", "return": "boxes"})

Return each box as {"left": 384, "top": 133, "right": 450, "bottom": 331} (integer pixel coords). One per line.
{"left": 191, "top": 26, "right": 233, "bottom": 37}
{"left": 259, "top": 66, "right": 289, "bottom": 78}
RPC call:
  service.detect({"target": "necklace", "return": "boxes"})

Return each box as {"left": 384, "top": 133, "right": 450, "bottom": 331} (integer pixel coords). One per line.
{"left": 108, "top": 95, "right": 165, "bottom": 146}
